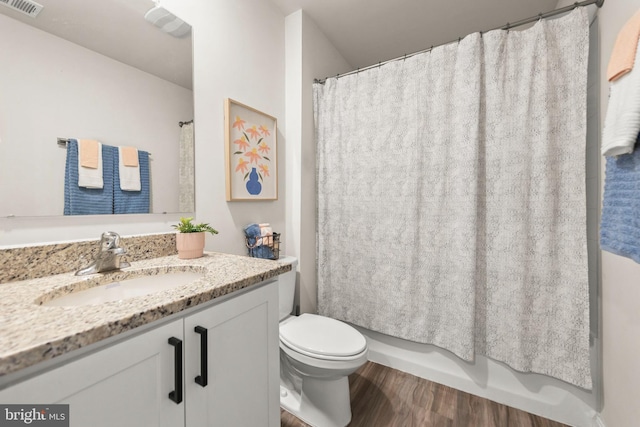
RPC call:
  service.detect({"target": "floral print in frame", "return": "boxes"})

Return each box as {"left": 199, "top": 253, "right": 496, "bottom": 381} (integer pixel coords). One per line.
{"left": 224, "top": 98, "right": 277, "bottom": 201}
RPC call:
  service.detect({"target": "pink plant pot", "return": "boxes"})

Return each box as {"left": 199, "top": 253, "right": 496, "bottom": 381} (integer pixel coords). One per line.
{"left": 176, "top": 232, "right": 205, "bottom": 259}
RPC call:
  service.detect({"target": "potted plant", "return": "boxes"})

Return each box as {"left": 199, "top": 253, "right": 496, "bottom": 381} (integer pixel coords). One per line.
{"left": 172, "top": 217, "right": 219, "bottom": 259}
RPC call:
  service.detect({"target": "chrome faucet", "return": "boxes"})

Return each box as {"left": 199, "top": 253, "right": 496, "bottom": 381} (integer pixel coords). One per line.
{"left": 75, "top": 231, "right": 130, "bottom": 276}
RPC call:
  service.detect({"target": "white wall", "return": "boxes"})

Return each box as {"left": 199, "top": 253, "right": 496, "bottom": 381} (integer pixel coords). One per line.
{"left": 0, "top": 0, "right": 286, "bottom": 252}
{"left": 162, "top": 0, "right": 286, "bottom": 256}
{"left": 0, "top": 14, "right": 193, "bottom": 219}
{"left": 285, "top": 11, "right": 351, "bottom": 313}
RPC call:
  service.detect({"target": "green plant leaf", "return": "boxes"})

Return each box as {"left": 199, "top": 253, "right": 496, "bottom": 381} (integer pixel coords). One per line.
{"left": 263, "top": 156, "right": 270, "bottom": 161}
{"left": 233, "top": 151, "right": 243, "bottom": 155}
{"left": 172, "top": 216, "right": 219, "bottom": 235}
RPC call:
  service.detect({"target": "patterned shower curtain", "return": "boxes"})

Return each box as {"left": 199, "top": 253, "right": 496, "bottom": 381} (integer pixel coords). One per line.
{"left": 314, "top": 8, "right": 591, "bottom": 389}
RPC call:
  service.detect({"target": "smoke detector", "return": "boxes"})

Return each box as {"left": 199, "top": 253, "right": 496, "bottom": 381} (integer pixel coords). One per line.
{"left": 0, "top": 0, "right": 43, "bottom": 18}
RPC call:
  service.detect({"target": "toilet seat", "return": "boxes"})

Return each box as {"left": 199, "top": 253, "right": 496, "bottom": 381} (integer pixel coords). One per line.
{"left": 279, "top": 314, "right": 367, "bottom": 361}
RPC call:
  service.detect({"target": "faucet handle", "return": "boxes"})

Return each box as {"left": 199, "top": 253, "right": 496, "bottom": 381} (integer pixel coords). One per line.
{"left": 100, "top": 231, "right": 124, "bottom": 251}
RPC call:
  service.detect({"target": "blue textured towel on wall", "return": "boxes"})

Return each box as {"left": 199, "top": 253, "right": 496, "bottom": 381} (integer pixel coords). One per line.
{"left": 601, "top": 135, "right": 640, "bottom": 263}
{"left": 64, "top": 140, "right": 114, "bottom": 215}
{"left": 114, "top": 150, "right": 150, "bottom": 214}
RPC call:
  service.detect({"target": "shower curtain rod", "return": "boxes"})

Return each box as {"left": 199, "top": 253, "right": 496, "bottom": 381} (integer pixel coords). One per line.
{"left": 57, "top": 137, "right": 152, "bottom": 155}
{"left": 314, "top": 0, "right": 604, "bottom": 84}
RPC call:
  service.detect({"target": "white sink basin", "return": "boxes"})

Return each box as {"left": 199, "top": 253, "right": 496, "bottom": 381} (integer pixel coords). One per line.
{"left": 42, "top": 271, "right": 203, "bottom": 307}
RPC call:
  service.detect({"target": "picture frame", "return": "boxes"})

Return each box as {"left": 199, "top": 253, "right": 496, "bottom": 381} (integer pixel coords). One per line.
{"left": 224, "top": 98, "right": 278, "bottom": 201}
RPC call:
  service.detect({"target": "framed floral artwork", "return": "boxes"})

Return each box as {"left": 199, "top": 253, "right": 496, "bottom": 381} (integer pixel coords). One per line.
{"left": 224, "top": 98, "right": 278, "bottom": 201}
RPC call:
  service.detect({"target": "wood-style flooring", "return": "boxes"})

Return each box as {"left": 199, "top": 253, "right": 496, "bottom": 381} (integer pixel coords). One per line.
{"left": 280, "top": 361, "right": 568, "bottom": 427}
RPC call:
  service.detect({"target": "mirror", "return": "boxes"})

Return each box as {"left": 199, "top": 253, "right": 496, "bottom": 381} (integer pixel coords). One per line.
{"left": 0, "top": 0, "right": 194, "bottom": 217}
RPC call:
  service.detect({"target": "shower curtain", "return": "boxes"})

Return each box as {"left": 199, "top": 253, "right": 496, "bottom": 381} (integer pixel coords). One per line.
{"left": 179, "top": 122, "right": 195, "bottom": 212}
{"left": 315, "top": 8, "right": 591, "bottom": 389}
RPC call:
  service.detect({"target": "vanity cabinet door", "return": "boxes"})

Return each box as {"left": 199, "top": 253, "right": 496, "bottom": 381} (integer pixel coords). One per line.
{"left": 184, "top": 280, "right": 280, "bottom": 427}
{"left": 0, "top": 319, "right": 185, "bottom": 427}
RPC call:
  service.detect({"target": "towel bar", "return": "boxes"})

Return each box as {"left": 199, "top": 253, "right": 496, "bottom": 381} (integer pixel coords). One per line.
{"left": 57, "top": 138, "right": 151, "bottom": 155}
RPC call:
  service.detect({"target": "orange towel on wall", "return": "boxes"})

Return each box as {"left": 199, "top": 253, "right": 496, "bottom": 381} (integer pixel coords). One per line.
{"left": 607, "top": 10, "right": 640, "bottom": 82}
{"left": 121, "top": 146, "right": 139, "bottom": 167}
{"left": 79, "top": 139, "right": 99, "bottom": 169}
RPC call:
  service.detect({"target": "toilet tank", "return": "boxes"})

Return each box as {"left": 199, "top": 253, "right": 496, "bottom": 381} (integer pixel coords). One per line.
{"left": 278, "top": 256, "right": 298, "bottom": 321}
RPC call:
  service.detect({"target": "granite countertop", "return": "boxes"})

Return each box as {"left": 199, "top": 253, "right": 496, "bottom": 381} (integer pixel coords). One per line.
{"left": 0, "top": 252, "right": 290, "bottom": 378}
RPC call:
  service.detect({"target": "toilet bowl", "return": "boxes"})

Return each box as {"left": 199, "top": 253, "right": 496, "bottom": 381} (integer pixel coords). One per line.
{"left": 278, "top": 257, "right": 368, "bottom": 427}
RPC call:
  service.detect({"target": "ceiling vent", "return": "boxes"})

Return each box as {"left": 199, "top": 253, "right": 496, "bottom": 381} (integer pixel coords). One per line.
{"left": 144, "top": 5, "right": 191, "bottom": 38}
{"left": 0, "top": 0, "right": 43, "bottom": 18}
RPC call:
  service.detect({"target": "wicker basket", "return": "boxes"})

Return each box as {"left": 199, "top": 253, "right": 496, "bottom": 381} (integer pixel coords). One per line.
{"left": 246, "top": 232, "right": 280, "bottom": 260}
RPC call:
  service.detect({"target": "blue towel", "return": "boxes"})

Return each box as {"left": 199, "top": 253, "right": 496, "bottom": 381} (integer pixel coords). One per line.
{"left": 114, "top": 150, "right": 150, "bottom": 214}
{"left": 601, "top": 135, "right": 640, "bottom": 263}
{"left": 64, "top": 140, "right": 114, "bottom": 215}
{"left": 244, "top": 223, "right": 261, "bottom": 246}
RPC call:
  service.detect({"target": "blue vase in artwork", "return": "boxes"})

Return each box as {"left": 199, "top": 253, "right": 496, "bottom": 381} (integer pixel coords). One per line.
{"left": 246, "top": 167, "right": 262, "bottom": 195}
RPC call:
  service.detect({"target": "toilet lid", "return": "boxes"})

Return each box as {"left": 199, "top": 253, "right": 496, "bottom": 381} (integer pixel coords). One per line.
{"left": 279, "top": 313, "right": 367, "bottom": 358}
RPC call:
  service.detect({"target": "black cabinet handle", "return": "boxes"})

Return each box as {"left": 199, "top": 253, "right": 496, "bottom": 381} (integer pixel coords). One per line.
{"left": 194, "top": 326, "right": 208, "bottom": 387}
{"left": 168, "top": 337, "right": 183, "bottom": 404}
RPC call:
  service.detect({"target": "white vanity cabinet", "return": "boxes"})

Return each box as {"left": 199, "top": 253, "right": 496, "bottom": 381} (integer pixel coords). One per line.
{"left": 0, "top": 319, "right": 185, "bottom": 427}
{"left": 0, "top": 280, "right": 280, "bottom": 427}
{"left": 184, "top": 279, "right": 280, "bottom": 426}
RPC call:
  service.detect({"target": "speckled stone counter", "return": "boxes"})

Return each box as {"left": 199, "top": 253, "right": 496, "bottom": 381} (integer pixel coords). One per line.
{"left": 0, "top": 252, "right": 290, "bottom": 378}
{"left": 0, "top": 233, "right": 178, "bottom": 284}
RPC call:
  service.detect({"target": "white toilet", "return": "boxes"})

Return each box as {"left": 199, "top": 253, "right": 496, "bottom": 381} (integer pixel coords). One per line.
{"left": 278, "top": 256, "right": 368, "bottom": 427}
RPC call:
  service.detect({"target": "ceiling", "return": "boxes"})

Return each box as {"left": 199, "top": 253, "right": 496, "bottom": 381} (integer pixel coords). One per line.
{"left": 271, "top": 0, "right": 560, "bottom": 70}
{"left": 1, "top": 0, "right": 566, "bottom": 89}
{"left": 0, "top": 0, "right": 192, "bottom": 89}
